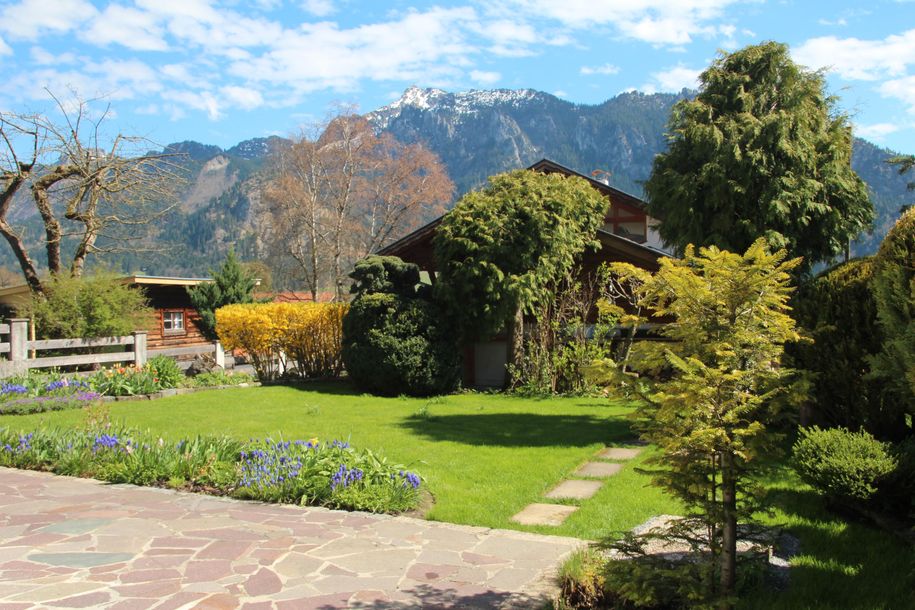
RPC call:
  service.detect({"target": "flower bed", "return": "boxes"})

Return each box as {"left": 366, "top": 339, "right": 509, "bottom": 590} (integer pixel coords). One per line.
{"left": 0, "top": 367, "right": 259, "bottom": 414}
{"left": 0, "top": 426, "right": 422, "bottom": 514}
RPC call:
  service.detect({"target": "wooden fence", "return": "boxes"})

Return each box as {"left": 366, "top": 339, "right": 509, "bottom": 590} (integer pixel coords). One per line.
{"left": 0, "top": 318, "right": 225, "bottom": 377}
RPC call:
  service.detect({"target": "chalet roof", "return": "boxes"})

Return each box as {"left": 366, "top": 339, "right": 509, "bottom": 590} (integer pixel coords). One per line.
{"left": 526, "top": 158, "right": 648, "bottom": 211}
{"left": 379, "top": 157, "right": 659, "bottom": 260}
{"left": 0, "top": 275, "right": 215, "bottom": 301}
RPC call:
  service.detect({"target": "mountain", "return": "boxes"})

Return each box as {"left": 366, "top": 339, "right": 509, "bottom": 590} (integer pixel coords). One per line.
{"left": 366, "top": 86, "right": 914, "bottom": 258}
{"left": 0, "top": 87, "right": 911, "bottom": 284}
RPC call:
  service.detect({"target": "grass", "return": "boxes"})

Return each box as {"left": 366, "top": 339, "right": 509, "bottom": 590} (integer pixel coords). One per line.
{"left": 741, "top": 462, "right": 915, "bottom": 610}
{"left": 0, "top": 381, "right": 679, "bottom": 540}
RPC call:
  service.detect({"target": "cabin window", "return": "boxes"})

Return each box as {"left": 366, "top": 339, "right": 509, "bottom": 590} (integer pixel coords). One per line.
{"left": 163, "top": 310, "right": 185, "bottom": 333}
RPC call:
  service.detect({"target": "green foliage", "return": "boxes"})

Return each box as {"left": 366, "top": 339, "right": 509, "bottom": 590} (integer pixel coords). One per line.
{"left": 793, "top": 426, "right": 897, "bottom": 503}
{"left": 433, "top": 169, "right": 608, "bottom": 341}
{"left": 342, "top": 291, "right": 460, "bottom": 397}
{"left": 556, "top": 548, "right": 609, "bottom": 610}
{"left": 145, "top": 355, "right": 183, "bottom": 389}
{"left": 646, "top": 42, "right": 873, "bottom": 272}
{"left": 790, "top": 258, "right": 894, "bottom": 435}
{"left": 624, "top": 239, "right": 804, "bottom": 604}
{"left": 188, "top": 250, "right": 257, "bottom": 340}
{"left": 19, "top": 273, "right": 152, "bottom": 339}
{"left": 869, "top": 207, "right": 915, "bottom": 435}
{"left": 349, "top": 255, "right": 423, "bottom": 298}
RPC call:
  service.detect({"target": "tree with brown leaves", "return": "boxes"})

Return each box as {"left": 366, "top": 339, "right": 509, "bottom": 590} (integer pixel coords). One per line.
{"left": 262, "top": 111, "right": 452, "bottom": 301}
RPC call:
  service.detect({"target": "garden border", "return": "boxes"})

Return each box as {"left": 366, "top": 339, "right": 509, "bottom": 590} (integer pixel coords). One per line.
{"left": 102, "top": 382, "right": 263, "bottom": 402}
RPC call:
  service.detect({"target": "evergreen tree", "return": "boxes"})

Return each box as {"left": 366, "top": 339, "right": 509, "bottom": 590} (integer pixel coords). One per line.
{"left": 188, "top": 251, "right": 257, "bottom": 340}
{"left": 433, "top": 170, "right": 608, "bottom": 385}
{"left": 621, "top": 240, "right": 804, "bottom": 607}
{"left": 646, "top": 41, "right": 873, "bottom": 272}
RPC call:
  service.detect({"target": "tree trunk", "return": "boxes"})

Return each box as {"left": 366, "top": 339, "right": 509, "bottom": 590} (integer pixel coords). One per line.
{"left": 505, "top": 305, "right": 524, "bottom": 389}
{"left": 719, "top": 451, "right": 738, "bottom": 609}
{"left": 0, "top": 174, "right": 43, "bottom": 293}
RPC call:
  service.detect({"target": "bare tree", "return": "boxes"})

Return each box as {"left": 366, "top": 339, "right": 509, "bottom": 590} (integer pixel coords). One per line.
{"left": 262, "top": 110, "right": 453, "bottom": 301}
{"left": 0, "top": 93, "right": 184, "bottom": 293}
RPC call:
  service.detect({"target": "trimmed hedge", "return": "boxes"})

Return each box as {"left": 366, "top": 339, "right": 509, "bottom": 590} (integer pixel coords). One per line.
{"left": 790, "top": 258, "right": 889, "bottom": 434}
{"left": 870, "top": 207, "right": 915, "bottom": 436}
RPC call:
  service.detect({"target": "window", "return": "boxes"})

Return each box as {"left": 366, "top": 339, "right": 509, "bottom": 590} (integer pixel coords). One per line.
{"left": 163, "top": 310, "right": 185, "bottom": 333}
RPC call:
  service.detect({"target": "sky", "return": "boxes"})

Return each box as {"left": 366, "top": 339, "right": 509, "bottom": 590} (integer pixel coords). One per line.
{"left": 0, "top": 0, "right": 914, "bottom": 154}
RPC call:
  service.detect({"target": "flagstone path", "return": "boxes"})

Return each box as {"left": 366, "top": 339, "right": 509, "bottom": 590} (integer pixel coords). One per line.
{"left": 0, "top": 467, "right": 584, "bottom": 609}
{"left": 510, "top": 445, "right": 643, "bottom": 528}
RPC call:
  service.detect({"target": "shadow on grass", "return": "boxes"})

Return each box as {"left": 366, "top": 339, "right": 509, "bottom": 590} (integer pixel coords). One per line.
{"left": 741, "top": 481, "right": 915, "bottom": 609}
{"left": 400, "top": 412, "right": 634, "bottom": 447}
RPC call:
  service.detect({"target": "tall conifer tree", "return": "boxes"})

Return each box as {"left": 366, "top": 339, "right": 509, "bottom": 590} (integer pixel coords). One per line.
{"left": 646, "top": 41, "right": 872, "bottom": 272}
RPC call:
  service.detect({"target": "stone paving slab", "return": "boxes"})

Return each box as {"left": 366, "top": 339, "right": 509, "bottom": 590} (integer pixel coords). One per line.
{"left": 510, "top": 504, "right": 578, "bottom": 527}
{"left": 0, "top": 467, "right": 583, "bottom": 609}
{"left": 544, "top": 480, "right": 603, "bottom": 500}
{"left": 598, "top": 447, "right": 643, "bottom": 461}
{"left": 574, "top": 462, "right": 623, "bottom": 478}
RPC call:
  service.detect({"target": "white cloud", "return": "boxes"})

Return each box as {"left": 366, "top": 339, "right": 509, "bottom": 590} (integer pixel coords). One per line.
{"left": 469, "top": 70, "right": 500, "bottom": 85}
{"left": 499, "top": 0, "right": 737, "bottom": 45}
{"left": 29, "top": 47, "right": 79, "bottom": 65}
{"left": 581, "top": 63, "right": 621, "bottom": 76}
{"left": 220, "top": 85, "right": 264, "bottom": 110}
{"left": 553, "top": 90, "right": 568, "bottom": 97}
{"left": 880, "top": 75, "right": 915, "bottom": 113}
{"left": 0, "top": 36, "right": 12, "bottom": 56}
{"left": 854, "top": 122, "right": 901, "bottom": 140}
{"left": 794, "top": 29, "right": 915, "bottom": 80}
{"left": 301, "top": 0, "right": 335, "bottom": 17}
{"left": 0, "top": 0, "right": 97, "bottom": 40}
{"left": 161, "top": 89, "right": 221, "bottom": 120}
{"left": 229, "top": 7, "right": 478, "bottom": 93}
{"left": 818, "top": 18, "right": 847, "bottom": 26}
{"left": 82, "top": 4, "right": 168, "bottom": 51}
{"left": 644, "top": 64, "right": 701, "bottom": 92}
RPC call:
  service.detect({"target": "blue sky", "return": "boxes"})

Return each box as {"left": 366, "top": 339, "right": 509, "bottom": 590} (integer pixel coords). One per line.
{"left": 1, "top": 0, "right": 914, "bottom": 153}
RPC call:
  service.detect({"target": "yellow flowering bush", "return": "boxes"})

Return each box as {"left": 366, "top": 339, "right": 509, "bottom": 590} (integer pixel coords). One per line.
{"left": 216, "top": 302, "right": 348, "bottom": 381}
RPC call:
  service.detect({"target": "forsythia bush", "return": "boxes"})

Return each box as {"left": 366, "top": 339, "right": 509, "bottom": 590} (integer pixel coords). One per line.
{"left": 216, "top": 302, "right": 347, "bottom": 380}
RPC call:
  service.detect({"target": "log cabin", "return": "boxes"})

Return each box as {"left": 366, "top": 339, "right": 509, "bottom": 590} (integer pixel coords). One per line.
{"left": 0, "top": 275, "right": 214, "bottom": 351}
{"left": 378, "top": 158, "right": 672, "bottom": 387}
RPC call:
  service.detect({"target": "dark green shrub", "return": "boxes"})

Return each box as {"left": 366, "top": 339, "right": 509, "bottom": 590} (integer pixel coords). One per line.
{"left": 343, "top": 293, "right": 460, "bottom": 397}
{"left": 188, "top": 250, "right": 257, "bottom": 340}
{"left": 793, "top": 426, "right": 897, "bottom": 502}
{"left": 790, "top": 259, "right": 892, "bottom": 435}
{"left": 145, "top": 355, "right": 183, "bottom": 389}
{"left": 870, "top": 207, "right": 915, "bottom": 437}
{"left": 342, "top": 256, "right": 459, "bottom": 397}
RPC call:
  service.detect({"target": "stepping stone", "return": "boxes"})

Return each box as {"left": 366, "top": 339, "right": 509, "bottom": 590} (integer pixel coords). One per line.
{"left": 574, "top": 462, "right": 622, "bottom": 478}
{"left": 545, "top": 480, "right": 603, "bottom": 500}
{"left": 599, "top": 447, "right": 643, "bottom": 461}
{"left": 511, "top": 503, "right": 578, "bottom": 526}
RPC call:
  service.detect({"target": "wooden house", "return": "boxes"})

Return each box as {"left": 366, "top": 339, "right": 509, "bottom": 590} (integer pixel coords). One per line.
{"left": 379, "top": 158, "right": 671, "bottom": 387}
{"left": 0, "top": 275, "right": 214, "bottom": 351}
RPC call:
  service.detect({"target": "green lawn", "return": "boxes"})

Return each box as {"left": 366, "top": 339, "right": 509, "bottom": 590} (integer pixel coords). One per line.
{"left": 0, "top": 382, "right": 679, "bottom": 540}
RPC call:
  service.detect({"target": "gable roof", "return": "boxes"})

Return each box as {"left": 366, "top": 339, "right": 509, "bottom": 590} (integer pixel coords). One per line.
{"left": 379, "top": 157, "right": 659, "bottom": 259}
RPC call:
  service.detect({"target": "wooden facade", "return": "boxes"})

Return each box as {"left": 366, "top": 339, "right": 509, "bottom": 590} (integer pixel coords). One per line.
{"left": 0, "top": 276, "right": 214, "bottom": 352}
{"left": 136, "top": 280, "right": 211, "bottom": 350}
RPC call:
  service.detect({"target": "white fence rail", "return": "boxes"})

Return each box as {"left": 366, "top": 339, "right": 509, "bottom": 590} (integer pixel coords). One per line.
{"left": 0, "top": 318, "right": 224, "bottom": 377}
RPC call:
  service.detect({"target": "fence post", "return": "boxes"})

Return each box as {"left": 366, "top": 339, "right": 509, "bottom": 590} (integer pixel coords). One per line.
{"left": 9, "top": 318, "right": 28, "bottom": 363}
{"left": 214, "top": 340, "right": 225, "bottom": 369}
{"left": 132, "top": 331, "right": 148, "bottom": 367}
